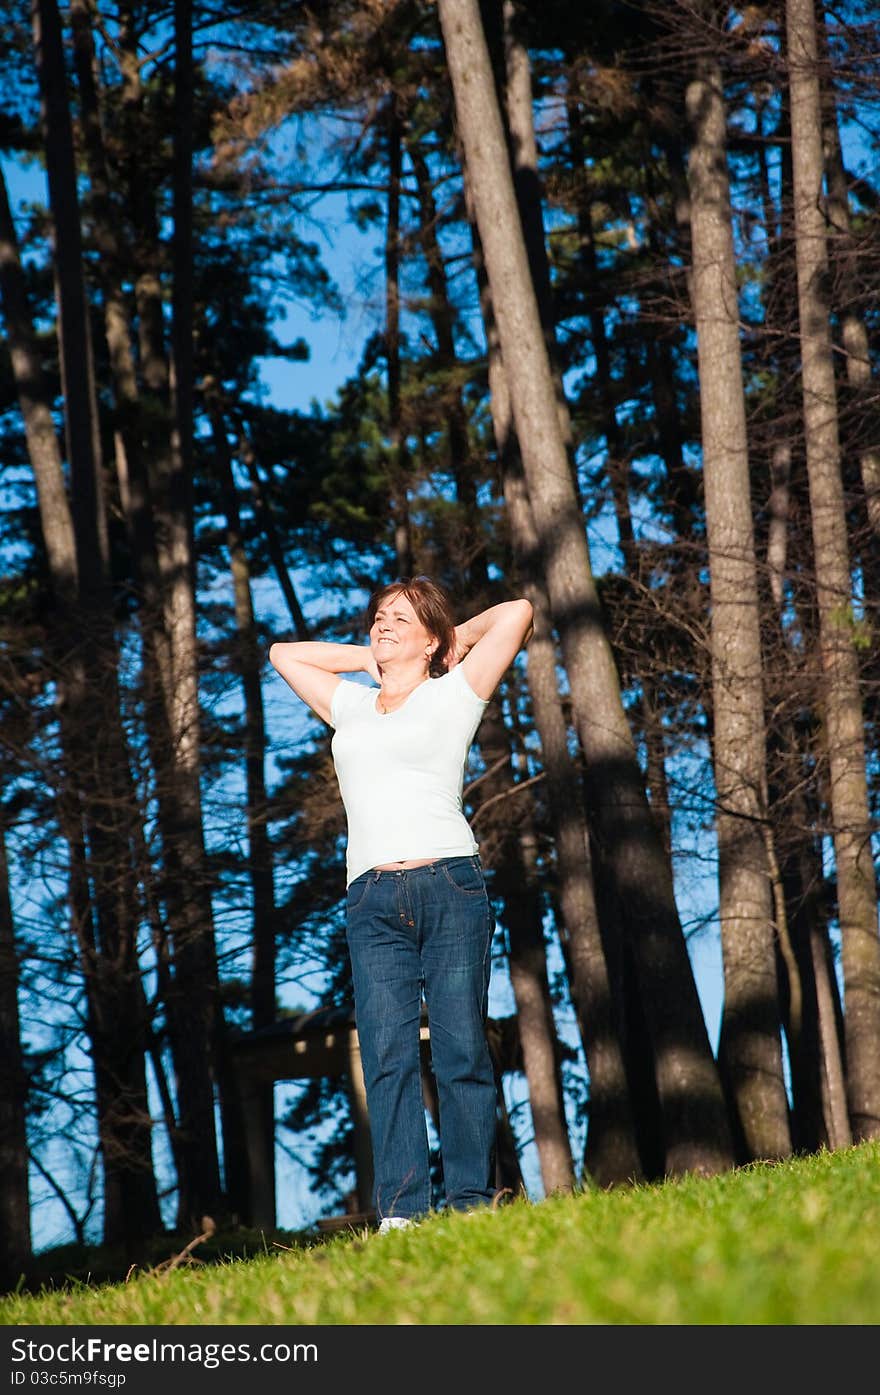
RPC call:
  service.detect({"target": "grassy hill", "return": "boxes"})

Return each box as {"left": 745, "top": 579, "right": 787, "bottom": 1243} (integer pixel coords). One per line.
{"left": 3, "top": 1141, "right": 880, "bottom": 1326}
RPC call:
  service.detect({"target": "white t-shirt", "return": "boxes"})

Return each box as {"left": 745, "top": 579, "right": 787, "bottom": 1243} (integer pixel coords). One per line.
{"left": 329, "top": 666, "right": 489, "bottom": 885}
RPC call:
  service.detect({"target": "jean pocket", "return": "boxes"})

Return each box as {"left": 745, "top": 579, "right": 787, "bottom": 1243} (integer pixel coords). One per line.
{"left": 440, "top": 858, "right": 485, "bottom": 896}
{"left": 346, "top": 876, "right": 373, "bottom": 912}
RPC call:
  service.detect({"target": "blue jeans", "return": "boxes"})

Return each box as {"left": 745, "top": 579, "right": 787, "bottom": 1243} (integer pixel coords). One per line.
{"left": 345, "top": 855, "right": 498, "bottom": 1220}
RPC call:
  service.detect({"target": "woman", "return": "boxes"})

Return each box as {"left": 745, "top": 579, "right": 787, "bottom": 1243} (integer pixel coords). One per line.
{"left": 269, "top": 576, "right": 533, "bottom": 1232}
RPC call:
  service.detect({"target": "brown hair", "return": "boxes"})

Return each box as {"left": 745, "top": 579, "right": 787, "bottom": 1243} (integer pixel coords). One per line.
{"left": 366, "top": 576, "right": 456, "bottom": 678}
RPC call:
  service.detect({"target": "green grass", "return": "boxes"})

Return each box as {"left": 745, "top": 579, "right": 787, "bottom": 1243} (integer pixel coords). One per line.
{"left": 4, "top": 1142, "right": 880, "bottom": 1326}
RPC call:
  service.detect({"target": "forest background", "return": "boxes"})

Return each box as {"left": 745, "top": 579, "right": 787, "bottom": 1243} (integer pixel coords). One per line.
{"left": 0, "top": 0, "right": 878, "bottom": 1286}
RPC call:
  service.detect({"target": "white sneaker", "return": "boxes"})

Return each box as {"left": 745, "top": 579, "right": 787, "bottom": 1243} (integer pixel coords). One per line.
{"left": 378, "top": 1216, "right": 413, "bottom": 1235}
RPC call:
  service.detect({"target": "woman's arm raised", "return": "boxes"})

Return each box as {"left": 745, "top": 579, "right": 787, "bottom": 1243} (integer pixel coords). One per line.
{"left": 451, "top": 598, "right": 534, "bottom": 700}
{"left": 268, "top": 641, "right": 379, "bottom": 726}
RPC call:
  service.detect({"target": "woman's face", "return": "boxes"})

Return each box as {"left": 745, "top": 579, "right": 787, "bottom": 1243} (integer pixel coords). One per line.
{"left": 370, "top": 591, "right": 437, "bottom": 669}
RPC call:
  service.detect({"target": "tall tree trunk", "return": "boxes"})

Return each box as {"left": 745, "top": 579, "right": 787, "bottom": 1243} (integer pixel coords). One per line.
{"left": 25, "top": 5, "right": 161, "bottom": 1246}
{"left": 641, "top": 146, "right": 702, "bottom": 545}
{"left": 639, "top": 137, "right": 701, "bottom": 864}
{"left": 752, "top": 90, "right": 849, "bottom": 1153}
{"left": 69, "top": 0, "right": 174, "bottom": 691}
{"left": 818, "top": 22, "right": 880, "bottom": 794}
{"left": 439, "top": 0, "right": 734, "bottom": 1176}
{"left": 472, "top": 698, "right": 575, "bottom": 1197}
{"left": 72, "top": 2, "right": 217, "bottom": 1201}
{"left": 685, "top": 44, "right": 792, "bottom": 1161}
{"left": 211, "top": 410, "right": 276, "bottom": 1030}
{"left": 385, "top": 91, "right": 412, "bottom": 576}
{"left": 210, "top": 394, "right": 277, "bottom": 1223}
{"left": 472, "top": 217, "right": 643, "bottom": 1185}
{"left": 69, "top": 0, "right": 166, "bottom": 645}
{"left": 172, "top": 0, "right": 194, "bottom": 493}
{"left": 501, "top": 844, "right": 575, "bottom": 1199}
{"left": 118, "top": 3, "right": 225, "bottom": 1223}
{"left": 0, "top": 168, "right": 76, "bottom": 589}
{"left": 33, "top": 0, "right": 104, "bottom": 574}
{"left": 0, "top": 823, "right": 31, "bottom": 1289}
{"left": 818, "top": 10, "right": 880, "bottom": 542}
{"left": 786, "top": 0, "right": 880, "bottom": 1140}
{"left": 499, "top": 0, "right": 573, "bottom": 456}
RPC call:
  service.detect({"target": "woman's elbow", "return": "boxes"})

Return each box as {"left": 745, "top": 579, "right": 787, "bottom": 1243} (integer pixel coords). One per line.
{"left": 515, "top": 597, "right": 534, "bottom": 630}
{"left": 268, "top": 641, "right": 293, "bottom": 671}
{"left": 498, "top": 598, "right": 533, "bottom": 649}
{"left": 516, "top": 599, "right": 534, "bottom": 646}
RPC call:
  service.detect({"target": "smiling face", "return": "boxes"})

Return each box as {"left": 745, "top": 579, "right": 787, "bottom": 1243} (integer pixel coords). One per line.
{"left": 370, "top": 590, "right": 438, "bottom": 672}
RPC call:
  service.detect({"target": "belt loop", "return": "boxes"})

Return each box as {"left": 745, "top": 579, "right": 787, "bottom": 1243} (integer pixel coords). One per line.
{"left": 373, "top": 869, "right": 381, "bottom": 882}
{"left": 429, "top": 863, "right": 436, "bottom": 874}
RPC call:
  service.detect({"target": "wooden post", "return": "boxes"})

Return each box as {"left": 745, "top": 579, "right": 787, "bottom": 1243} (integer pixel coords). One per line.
{"left": 239, "top": 1077, "right": 276, "bottom": 1230}
{"left": 347, "top": 1030, "right": 374, "bottom": 1212}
